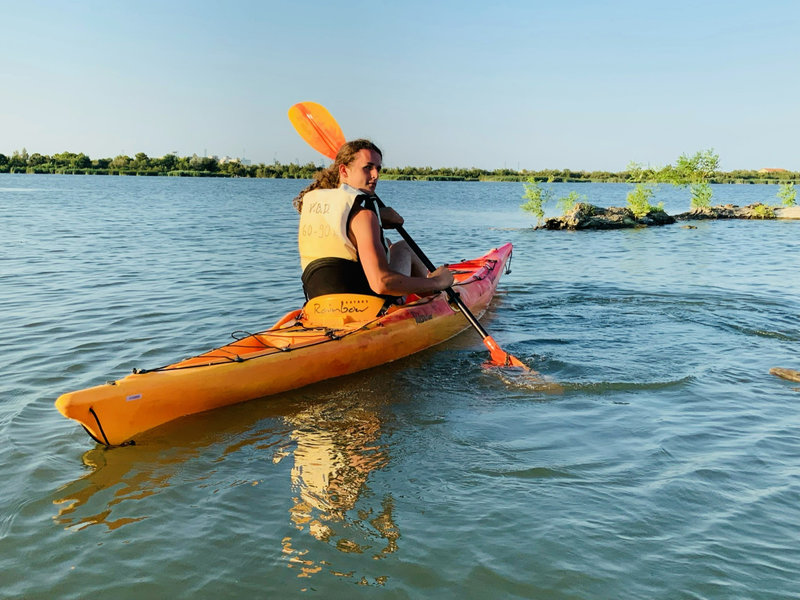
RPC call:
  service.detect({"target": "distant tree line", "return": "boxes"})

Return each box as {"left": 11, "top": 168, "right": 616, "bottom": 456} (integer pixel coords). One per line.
{"left": 0, "top": 149, "right": 320, "bottom": 178}
{"left": 0, "top": 148, "right": 797, "bottom": 184}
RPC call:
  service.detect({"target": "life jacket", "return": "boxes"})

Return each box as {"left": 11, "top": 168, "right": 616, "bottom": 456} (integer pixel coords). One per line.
{"left": 298, "top": 184, "right": 389, "bottom": 300}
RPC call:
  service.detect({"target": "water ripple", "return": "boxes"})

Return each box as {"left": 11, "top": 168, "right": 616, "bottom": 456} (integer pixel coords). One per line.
{"left": 2, "top": 177, "right": 800, "bottom": 598}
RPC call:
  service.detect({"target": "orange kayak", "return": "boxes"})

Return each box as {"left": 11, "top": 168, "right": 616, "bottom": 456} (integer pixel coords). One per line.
{"left": 56, "top": 243, "right": 514, "bottom": 445}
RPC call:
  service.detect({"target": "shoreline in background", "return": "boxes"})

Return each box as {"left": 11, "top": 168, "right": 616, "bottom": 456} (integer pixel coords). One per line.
{"left": 1, "top": 151, "right": 797, "bottom": 184}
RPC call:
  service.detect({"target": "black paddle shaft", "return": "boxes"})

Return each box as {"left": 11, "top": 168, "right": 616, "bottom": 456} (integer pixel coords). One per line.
{"left": 372, "top": 197, "right": 490, "bottom": 340}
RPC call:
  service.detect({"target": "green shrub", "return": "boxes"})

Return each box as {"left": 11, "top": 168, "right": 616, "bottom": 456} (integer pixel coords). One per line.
{"left": 778, "top": 182, "right": 797, "bottom": 207}
{"left": 690, "top": 183, "right": 713, "bottom": 208}
{"left": 626, "top": 183, "right": 657, "bottom": 218}
{"left": 556, "top": 190, "right": 586, "bottom": 214}
{"left": 521, "top": 178, "right": 554, "bottom": 225}
{"left": 751, "top": 204, "right": 775, "bottom": 219}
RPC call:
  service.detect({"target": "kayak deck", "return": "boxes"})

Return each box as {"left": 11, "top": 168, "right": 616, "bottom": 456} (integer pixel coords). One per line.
{"left": 56, "top": 243, "right": 513, "bottom": 445}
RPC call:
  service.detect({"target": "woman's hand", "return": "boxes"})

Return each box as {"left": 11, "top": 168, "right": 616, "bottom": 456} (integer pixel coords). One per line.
{"left": 427, "top": 265, "right": 454, "bottom": 290}
{"left": 378, "top": 206, "right": 404, "bottom": 229}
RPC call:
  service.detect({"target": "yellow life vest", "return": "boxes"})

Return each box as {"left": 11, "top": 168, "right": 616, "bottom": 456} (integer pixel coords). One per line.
{"left": 298, "top": 184, "right": 385, "bottom": 270}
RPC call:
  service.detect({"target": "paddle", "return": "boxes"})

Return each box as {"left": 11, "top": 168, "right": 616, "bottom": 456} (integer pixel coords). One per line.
{"left": 287, "top": 102, "right": 345, "bottom": 160}
{"left": 288, "top": 102, "right": 529, "bottom": 369}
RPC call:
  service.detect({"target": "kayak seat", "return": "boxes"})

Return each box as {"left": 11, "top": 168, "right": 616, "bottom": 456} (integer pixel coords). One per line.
{"left": 301, "top": 294, "right": 386, "bottom": 328}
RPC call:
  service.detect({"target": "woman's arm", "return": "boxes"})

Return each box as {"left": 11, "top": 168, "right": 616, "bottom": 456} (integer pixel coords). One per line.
{"left": 349, "top": 208, "right": 453, "bottom": 296}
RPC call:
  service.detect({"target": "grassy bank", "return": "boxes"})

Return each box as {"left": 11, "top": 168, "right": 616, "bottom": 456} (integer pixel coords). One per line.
{"left": 1, "top": 149, "right": 798, "bottom": 184}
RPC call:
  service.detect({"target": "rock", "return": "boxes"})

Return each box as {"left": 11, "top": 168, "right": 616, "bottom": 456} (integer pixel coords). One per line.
{"left": 639, "top": 209, "right": 676, "bottom": 226}
{"left": 774, "top": 205, "right": 800, "bottom": 219}
{"left": 540, "top": 203, "right": 674, "bottom": 231}
{"left": 770, "top": 367, "right": 800, "bottom": 383}
{"left": 537, "top": 201, "right": 797, "bottom": 231}
{"left": 675, "top": 203, "right": 778, "bottom": 220}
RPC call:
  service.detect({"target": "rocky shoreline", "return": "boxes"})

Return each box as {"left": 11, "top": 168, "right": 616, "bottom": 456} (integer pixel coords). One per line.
{"left": 539, "top": 203, "right": 800, "bottom": 230}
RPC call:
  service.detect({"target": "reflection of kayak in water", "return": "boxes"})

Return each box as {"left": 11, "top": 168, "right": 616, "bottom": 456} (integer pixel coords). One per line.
{"left": 770, "top": 367, "right": 800, "bottom": 383}
{"left": 56, "top": 243, "right": 514, "bottom": 446}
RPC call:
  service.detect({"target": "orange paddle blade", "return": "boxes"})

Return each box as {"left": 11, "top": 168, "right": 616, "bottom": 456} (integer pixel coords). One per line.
{"left": 483, "top": 335, "right": 529, "bottom": 369}
{"left": 287, "top": 102, "right": 346, "bottom": 160}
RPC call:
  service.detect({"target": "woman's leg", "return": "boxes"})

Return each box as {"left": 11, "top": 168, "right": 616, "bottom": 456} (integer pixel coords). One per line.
{"left": 387, "top": 240, "right": 428, "bottom": 277}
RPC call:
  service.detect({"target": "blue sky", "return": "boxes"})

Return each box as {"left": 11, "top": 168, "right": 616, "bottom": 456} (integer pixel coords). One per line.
{"left": 2, "top": 0, "right": 798, "bottom": 171}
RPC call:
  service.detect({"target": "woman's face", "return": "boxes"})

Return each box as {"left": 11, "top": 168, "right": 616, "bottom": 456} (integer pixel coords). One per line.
{"left": 340, "top": 149, "right": 382, "bottom": 194}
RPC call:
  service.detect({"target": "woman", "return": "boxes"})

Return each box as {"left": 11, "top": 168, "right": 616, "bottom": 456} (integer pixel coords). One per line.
{"left": 294, "top": 139, "right": 453, "bottom": 301}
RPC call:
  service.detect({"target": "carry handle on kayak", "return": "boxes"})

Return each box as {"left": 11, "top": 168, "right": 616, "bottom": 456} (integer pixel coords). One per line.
{"left": 373, "top": 197, "right": 528, "bottom": 369}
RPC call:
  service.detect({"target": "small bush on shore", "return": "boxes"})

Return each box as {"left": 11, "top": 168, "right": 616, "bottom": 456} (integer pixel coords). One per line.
{"left": 521, "top": 178, "right": 554, "bottom": 225}
{"left": 626, "top": 184, "right": 663, "bottom": 218}
{"left": 690, "top": 183, "right": 713, "bottom": 208}
{"left": 751, "top": 204, "right": 775, "bottom": 219}
{"left": 557, "top": 190, "right": 587, "bottom": 214}
{"left": 778, "top": 183, "right": 797, "bottom": 207}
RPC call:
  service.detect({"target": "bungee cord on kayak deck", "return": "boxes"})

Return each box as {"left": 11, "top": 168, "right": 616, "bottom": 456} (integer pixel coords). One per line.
{"left": 132, "top": 318, "right": 388, "bottom": 374}
{"left": 130, "top": 286, "right": 461, "bottom": 375}
{"left": 445, "top": 257, "right": 503, "bottom": 286}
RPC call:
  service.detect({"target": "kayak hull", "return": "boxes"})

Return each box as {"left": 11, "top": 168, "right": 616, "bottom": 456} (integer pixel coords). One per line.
{"left": 56, "top": 243, "right": 513, "bottom": 445}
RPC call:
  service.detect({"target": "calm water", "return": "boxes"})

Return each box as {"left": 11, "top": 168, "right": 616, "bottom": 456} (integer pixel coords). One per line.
{"left": 1, "top": 174, "right": 799, "bottom": 599}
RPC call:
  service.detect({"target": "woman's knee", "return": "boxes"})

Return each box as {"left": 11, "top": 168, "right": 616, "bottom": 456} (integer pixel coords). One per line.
{"left": 388, "top": 240, "right": 427, "bottom": 277}
{"left": 388, "top": 241, "right": 412, "bottom": 274}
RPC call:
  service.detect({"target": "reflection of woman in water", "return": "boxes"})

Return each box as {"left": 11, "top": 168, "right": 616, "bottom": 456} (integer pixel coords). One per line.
{"left": 280, "top": 401, "right": 399, "bottom": 576}
{"left": 53, "top": 398, "right": 399, "bottom": 584}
